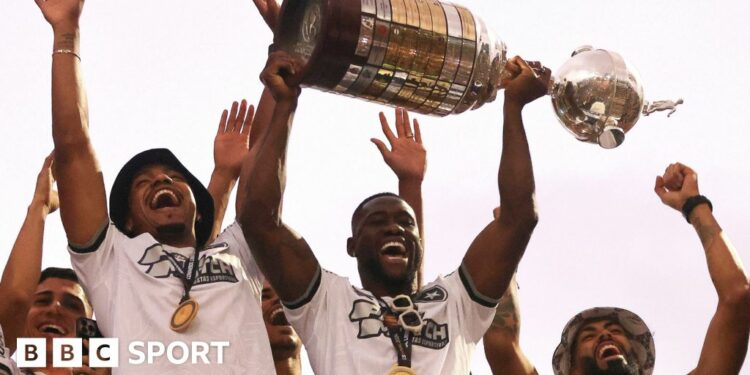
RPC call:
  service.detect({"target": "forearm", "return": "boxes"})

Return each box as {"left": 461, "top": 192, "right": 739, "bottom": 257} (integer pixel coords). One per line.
{"left": 690, "top": 206, "right": 749, "bottom": 302}
{"left": 242, "top": 99, "right": 297, "bottom": 227}
{"left": 0, "top": 201, "right": 48, "bottom": 349}
{"left": 207, "top": 169, "right": 238, "bottom": 239}
{"left": 51, "top": 27, "right": 89, "bottom": 146}
{"left": 250, "top": 88, "right": 276, "bottom": 148}
{"left": 399, "top": 178, "right": 423, "bottom": 285}
{"left": 498, "top": 103, "right": 537, "bottom": 223}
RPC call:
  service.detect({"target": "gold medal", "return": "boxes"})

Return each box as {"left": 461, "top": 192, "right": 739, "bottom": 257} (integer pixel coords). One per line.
{"left": 387, "top": 365, "right": 417, "bottom": 375}
{"left": 170, "top": 299, "right": 199, "bottom": 332}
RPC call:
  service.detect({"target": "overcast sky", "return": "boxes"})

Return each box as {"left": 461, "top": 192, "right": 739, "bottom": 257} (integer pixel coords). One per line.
{"left": 1, "top": 0, "right": 749, "bottom": 373}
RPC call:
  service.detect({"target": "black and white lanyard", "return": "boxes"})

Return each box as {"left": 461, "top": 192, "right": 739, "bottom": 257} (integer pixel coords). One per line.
{"left": 377, "top": 297, "right": 415, "bottom": 368}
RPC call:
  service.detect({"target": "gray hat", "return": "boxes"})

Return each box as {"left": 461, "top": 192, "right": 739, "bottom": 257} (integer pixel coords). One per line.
{"left": 552, "top": 307, "right": 655, "bottom": 375}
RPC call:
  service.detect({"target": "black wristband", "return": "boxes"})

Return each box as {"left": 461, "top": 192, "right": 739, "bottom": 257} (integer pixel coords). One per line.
{"left": 682, "top": 195, "right": 712, "bottom": 224}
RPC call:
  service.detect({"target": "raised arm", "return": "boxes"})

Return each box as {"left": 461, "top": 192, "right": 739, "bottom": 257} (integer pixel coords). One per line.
{"left": 0, "top": 155, "right": 58, "bottom": 352}
{"left": 238, "top": 51, "right": 319, "bottom": 303}
{"left": 654, "top": 163, "right": 750, "bottom": 375}
{"left": 371, "top": 107, "right": 426, "bottom": 284}
{"left": 461, "top": 57, "right": 549, "bottom": 300}
{"left": 207, "top": 100, "right": 254, "bottom": 239}
{"left": 482, "top": 207, "right": 537, "bottom": 374}
{"left": 35, "top": 0, "right": 108, "bottom": 246}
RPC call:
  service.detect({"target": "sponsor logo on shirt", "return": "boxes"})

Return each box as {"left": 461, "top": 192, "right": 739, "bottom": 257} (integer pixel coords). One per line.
{"left": 348, "top": 299, "right": 450, "bottom": 349}
{"left": 137, "top": 243, "right": 239, "bottom": 284}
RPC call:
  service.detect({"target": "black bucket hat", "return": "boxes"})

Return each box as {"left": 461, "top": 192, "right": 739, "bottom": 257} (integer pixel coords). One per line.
{"left": 109, "top": 148, "right": 214, "bottom": 248}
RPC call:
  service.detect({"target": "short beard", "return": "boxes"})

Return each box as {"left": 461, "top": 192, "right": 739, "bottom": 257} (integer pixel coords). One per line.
{"left": 580, "top": 352, "right": 640, "bottom": 375}
{"left": 360, "top": 255, "right": 417, "bottom": 295}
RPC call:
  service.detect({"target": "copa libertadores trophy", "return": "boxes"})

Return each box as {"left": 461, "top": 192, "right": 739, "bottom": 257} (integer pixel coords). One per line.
{"left": 274, "top": 0, "right": 680, "bottom": 148}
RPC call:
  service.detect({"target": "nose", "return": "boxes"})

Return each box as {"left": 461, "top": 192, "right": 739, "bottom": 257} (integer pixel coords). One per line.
{"left": 154, "top": 173, "right": 173, "bottom": 185}
{"left": 384, "top": 221, "right": 405, "bottom": 235}
{"left": 598, "top": 331, "right": 613, "bottom": 341}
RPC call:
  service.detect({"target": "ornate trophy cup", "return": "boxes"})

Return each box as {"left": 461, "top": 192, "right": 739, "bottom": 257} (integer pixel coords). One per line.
{"left": 274, "top": 0, "right": 679, "bottom": 148}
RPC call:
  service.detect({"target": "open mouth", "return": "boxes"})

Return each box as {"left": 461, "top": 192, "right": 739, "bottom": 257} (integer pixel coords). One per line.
{"left": 597, "top": 343, "right": 625, "bottom": 362}
{"left": 269, "top": 307, "right": 290, "bottom": 326}
{"left": 38, "top": 323, "right": 67, "bottom": 337}
{"left": 149, "top": 188, "right": 182, "bottom": 210}
{"left": 380, "top": 241, "right": 407, "bottom": 257}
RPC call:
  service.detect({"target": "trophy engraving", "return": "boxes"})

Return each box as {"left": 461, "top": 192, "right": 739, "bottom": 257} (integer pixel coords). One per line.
{"left": 274, "top": 0, "right": 677, "bottom": 148}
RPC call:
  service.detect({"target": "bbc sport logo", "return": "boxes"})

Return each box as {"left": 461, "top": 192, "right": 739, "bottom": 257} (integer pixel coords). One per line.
{"left": 16, "top": 338, "right": 230, "bottom": 368}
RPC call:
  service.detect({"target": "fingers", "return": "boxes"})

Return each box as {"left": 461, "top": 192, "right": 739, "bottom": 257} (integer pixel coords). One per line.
{"left": 234, "top": 99, "right": 248, "bottom": 133}
{"left": 370, "top": 138, "right": 390, "bottom": 158}
{"left": 378, "top": 112, "right": 396, "bottom": 145}
{"left": 413, "top": 119, "right": 422, "bottom": 144}
{"left": 227, "top": 101, "right": 239, "bottom": 132}
{"left": 403, "top": 109, "right": 414, "bottom": 138}
{"left": 653, "top": 175, "right": 668, "bottom": 201}
{"left": 242, "top": 105, "right": 255, "bottom": 135}
{"left": 217, "top": 109, "right": 228, "bottom": 135}
{"left": 394, "top": 107, "right": 406, "bottom": 138}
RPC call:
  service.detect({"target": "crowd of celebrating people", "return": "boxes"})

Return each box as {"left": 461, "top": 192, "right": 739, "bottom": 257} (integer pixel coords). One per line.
{"left": 1, "top": 0, "right": 749, "bottom": 374}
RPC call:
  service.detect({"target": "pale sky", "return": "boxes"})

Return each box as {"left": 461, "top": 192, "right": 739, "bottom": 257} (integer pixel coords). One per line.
{"left": 1, "top": 0, "right": 749, "bottom": 373}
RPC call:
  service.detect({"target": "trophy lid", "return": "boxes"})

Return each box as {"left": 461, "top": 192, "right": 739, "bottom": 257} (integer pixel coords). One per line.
{"left": 550, "top": 46, "right": 645, "bottom": 148}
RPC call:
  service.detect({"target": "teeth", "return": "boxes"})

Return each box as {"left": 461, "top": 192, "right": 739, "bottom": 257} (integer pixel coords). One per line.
{"left": 151, "top": 189, "right": 178, "bottom": 207}
{"left": 380, "top": 242, "right": 406, "bottom": 252}
{"left": 39, "top": 324, "right": 65, "bottom": 335}
{"left": 598, "top": 344, "right": 621, "bottom": 358}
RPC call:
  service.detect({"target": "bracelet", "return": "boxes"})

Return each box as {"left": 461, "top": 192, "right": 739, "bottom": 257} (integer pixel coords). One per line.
{"left": 52, "top": 49, "right": 81, "bottom": 61}
{"left": 681, "top": 195, "right": 712, "bottom": 224}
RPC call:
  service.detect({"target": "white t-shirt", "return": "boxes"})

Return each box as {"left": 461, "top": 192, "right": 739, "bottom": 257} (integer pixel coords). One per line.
{"left": 68, "top": 222, "right": 275, "bottom": 374}
{"left": 284, "top": 265, "right": 497, "bottom": 374}
{"left": 0, "top": 325, "right": 19, "bottom": 375}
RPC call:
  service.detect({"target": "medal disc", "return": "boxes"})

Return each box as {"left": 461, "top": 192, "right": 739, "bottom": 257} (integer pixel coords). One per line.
{"left": 170, "top": 299, "right": 199, "bottom": 332}
{"left": 387, "top": 365, "right": 417, "bottom": 375}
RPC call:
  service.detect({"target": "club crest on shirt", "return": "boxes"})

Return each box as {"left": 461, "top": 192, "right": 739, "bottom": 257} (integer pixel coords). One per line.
{"left": 414, "top": 286, "right": 448, "bottom": 303}
{"left": 137, "top": 243, "right": 239, "bottom": 284}
{"left": 348, "top": 300, "right": 450, "bottom": 349}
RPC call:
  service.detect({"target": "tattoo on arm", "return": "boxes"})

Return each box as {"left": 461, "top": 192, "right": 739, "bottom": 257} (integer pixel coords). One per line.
{"left": 692, "top": 214, "right": 721, "bottom": 249}
{"left": 491, "top": 288, "right": 520, "bottom": 336}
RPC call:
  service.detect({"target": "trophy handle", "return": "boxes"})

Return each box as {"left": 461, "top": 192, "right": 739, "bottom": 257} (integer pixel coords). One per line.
{"left": 642, "top": 98, "right": 684, "bottom": 118}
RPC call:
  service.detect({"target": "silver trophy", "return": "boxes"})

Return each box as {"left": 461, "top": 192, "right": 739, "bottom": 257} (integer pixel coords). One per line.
{"left": 274, "top": 0, "right": 680, "bottom": 148}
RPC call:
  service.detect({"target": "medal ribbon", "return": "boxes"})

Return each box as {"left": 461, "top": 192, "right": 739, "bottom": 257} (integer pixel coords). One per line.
{"left": 165, "top": 248, "right": 202, "bottom": 304}
{"left": 377, "top": 297, "right": 415, "bottom": 368}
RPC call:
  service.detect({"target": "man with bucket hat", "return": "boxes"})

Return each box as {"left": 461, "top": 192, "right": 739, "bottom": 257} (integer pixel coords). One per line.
{"left": 484, "top": 162, "right": 750, "bottom": 375}
{"left": 36, "top": 0, "right": 275, "bottom": 372}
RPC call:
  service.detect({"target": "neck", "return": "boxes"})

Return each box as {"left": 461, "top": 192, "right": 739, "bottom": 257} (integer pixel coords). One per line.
{"left": 274, "top": 355, "right": 302, "bottom": 375}
{"left": 361, "top": 275, "right": 418, "bottom": 298}
{"left": 153, "top": 226, "right": 197, "bottom": 248}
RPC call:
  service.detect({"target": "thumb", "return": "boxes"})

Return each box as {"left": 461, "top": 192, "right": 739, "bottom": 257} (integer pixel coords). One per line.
{"left": 654, "top": 176, "right": 668, "bottom": 202}
{"left": 371, "top": 138, "right": 390, "bottom": 158}
{"left": 682, "top": 172, "right": 700, "bottom": 193}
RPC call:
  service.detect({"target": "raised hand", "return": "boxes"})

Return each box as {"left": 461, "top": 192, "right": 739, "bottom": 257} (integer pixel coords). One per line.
{"left": 654, "top": 162, "right": 701, "bottom": 212}
{"left": 260, "top": 51, "right": 302, "bottom": 103}
{"left": 34, "top": 0, "right": 84, "bottom": 29}
{"left": 215, "top": 99, "right": 255, "bottom": 180}
{"left": 503, "top": 56, "right": 551, "bottom": 108}
{"left": 371, "top": 107, "right": 426, "bottom": 183}
{"left": 252, "top": 0, "right": 281, "bottom": 32}
{"left": 33, "top": 153, "right": 59, "bottom": 215}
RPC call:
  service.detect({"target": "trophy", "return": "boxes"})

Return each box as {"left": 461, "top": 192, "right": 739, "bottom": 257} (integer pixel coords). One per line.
{"left": 273, "top": 0, "right": 680, "bottom": 148}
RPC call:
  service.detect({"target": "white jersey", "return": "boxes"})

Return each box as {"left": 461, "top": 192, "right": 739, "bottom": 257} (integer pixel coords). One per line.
{"left": 0, "top": 325, "right": 19, "bottom": 375}
{"left": 284, "top": 265, "right": 497, "bottom": 374}
{"left": 68, "top": 222, "right": 274, "bottom": 375}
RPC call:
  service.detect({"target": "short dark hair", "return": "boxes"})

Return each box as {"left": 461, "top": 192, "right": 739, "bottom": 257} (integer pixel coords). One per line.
{"left": 351, "top": 192, "right": 404, "bottom": 233}
{"left": 39, "top": 267, "right": 80, "bottom": 284}
{"left": 38, "top": 267, "right": 93, "bottom": 313}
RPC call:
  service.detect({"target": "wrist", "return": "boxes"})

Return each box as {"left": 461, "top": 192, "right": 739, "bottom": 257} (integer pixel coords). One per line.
{"left": 52, "top": 23, "right": 80, "bottom": 36}
{"left": 682, "top": 195, "right": 712, "bottom": 224}
{"left": 211, "top": 168, "right": 240, "bottom": 184}
{"left": 28, "top": 200, "right": 50, "bottom": 217}
{"left": 503, "top": 99, "right": 525, "bottom": 113}
{"left": 398, "top": 176, "right": 424, "bottom": 186}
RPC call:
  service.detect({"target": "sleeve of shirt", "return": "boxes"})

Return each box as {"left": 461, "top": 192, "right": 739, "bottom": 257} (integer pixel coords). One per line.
{"left": 443, "top": 263, "right": 499, "bottom": 343}
{"left": 281, "top": 268, "right": 345, "bottom": 341}
{"left": 67, "top": 223, "right": 119, "bottom": 306}
{"left": 216, "top": 221, "right": 264, "bottom": 288}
